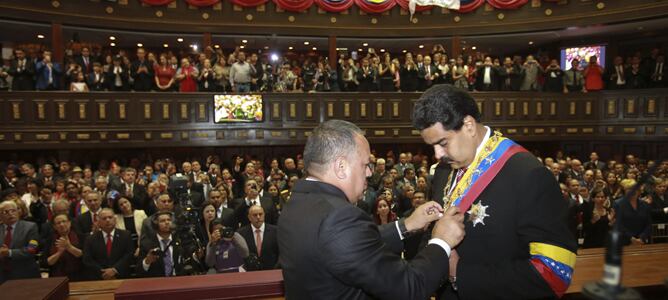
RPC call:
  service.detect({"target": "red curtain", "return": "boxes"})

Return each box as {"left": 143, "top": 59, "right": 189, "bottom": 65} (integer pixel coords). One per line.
{"left": 486, "top": 0, "right": 528, "bottom": 10}
{"left": 229, "top": 0, "right": 269, "bottom": 7}
{"left": 354, "top": 0, "right": 396, "bottom": 13}
{"left": 273, "top": 0, "right": 315, "bottom": 11}
{"left": 140, "top": 0, "right": 175, "bottom": 6}
{"left": 395, "top": 0, "right": 432, "bottom": 12}
{"left": 185, "top": 0, "right": 221, "bottom": 6}
{"left": 314, "top": 0, "right": 355, "bottom": 12}
{"left": 457, "top": 0, "right": 484, "bottom": 13}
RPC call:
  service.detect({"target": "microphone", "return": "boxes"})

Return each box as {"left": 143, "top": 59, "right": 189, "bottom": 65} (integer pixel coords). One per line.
{"left": 582, "top": 159, "right": 664, "bottom": 300}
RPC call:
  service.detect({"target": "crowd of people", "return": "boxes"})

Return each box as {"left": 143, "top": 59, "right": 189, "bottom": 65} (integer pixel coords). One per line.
{"left": 1, "top": 44, "right": 666, "bottom": 93}
{"left": 0, "top": 149, "right": 666, "bottom": 282}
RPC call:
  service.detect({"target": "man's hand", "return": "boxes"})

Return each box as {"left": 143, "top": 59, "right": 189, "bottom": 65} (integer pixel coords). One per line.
{"left": 449, "top": 249, "right": 460, "bottom": 278}
{"left": 101, "top": 268, "right": 117, "bottom": 280}
{"left": 210, "top": 229, "right": 222, "bottom": 245}
{"left": 0, "top": 245, "right": 9, "bottom": 258}
{"left": 404, "top": 201, "right": 444, "bottom": 232}
{"left": 432, "top": 206, "right": 466, "bottom": 249}
{"left": 144, "top": 249, "right": 159, "bottom": 265}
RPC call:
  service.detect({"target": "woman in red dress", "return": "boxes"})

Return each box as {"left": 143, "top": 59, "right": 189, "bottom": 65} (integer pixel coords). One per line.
{"left": 584, "top": 55, "right": 604, "bottom": 92}
{"left": 154, "top": 54, "right": 176, "bottom": 92}
{"left": 176, "top": 58, "right": 198, "bottom": 92}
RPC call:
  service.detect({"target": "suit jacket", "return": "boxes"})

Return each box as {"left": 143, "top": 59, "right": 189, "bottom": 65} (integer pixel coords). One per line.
{"left": 417, "top": 63, "right": 437, "bottom": 91}
{"left": 110, "top": 181, "right": 149, "bottom": 211}
{"left": 8, "top": 58, "right": 35, "bottom": 91}
{"left": 82, "top": 229, "right": 133, "bottom": 280}
{"left": 430, "top": 162, "right": 453, "bottom": 205}
{"left": 0, "top": 220, "right": 41, "bottom": 282}
{"left": 75, "top": 56, "right": 94, "bottom": 75}
{"left": 475, "top": 65, "right": 500, "bottom": 91}
{"left": 137, "top": 234, "right": 186, "bottom": 277}
{"left": 105, "top": 67, "right": 130, "bottom": 91}
{"left": 35, "top": 61, "right": 62, "bottom": 90}
{"left": 233, "top": 196, "right": 278, "bottom": 228}
{"left": 356, "top": 66, "right": 376, "bottom": 92}
{"left": 73, "top": 211, "right": 97, "bottom": 244}
{"left": 583, "top": 160, "right": 606, "bottom": 171}
{"left": 87, "top": 72, "right": 106, "bottom": 91}
{"left": 238, "top": 223, "right": 279, "bottom": 270}
{"left": 278, "top": 180, "right": 450, "bottom": 300}
{"left": 435, "top": 149, "right": 577, "bottom": 299}
{"left": 130, "top": 59, "right": 155, "bottom": 91}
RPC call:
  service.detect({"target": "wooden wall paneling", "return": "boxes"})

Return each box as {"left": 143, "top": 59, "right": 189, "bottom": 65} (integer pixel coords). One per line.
{"left": 160, "top": 101, "right": 172, "bottom": 122}
{"left": 624, "top": 96, "right": 639, "bottom": 118}
{"left": 95, "top": 99, "right": 110, "bottom": 123}
{"left": 74, "top": 99, "right": 89, "bottom": 122}
{"left": 270, "top": 99, "right": 282, "bottom": 121}
{"left": 117, "top": 99, "right": 130, "bottom": 122}
{"left": 306, "top": 99, "right": 320, "bottom": 121}
{"left": 390, "top": 99, "right": 402, "bottom": 120}
{"left": 342, "top": 99, "right": 354, "bottom": 120}
{"left": 141, "top": 100, "right": 154, "bottom": 122}
{"left": 178, "top": 102, "right": 190, "bottom": 123}
{"left": 359, "top": 99, "right": 369, "bottom": 120}
{"left": 373, "top": 98, "right": 386, "bottom": 120}
{"left": 53, "top": 99, "right": 68, "bottom": 123}
{"left": 9, "top": 98, "right": 24, "bottom": 123}
{"left": 34, "top": 98, "right": 49, "bottom": 123}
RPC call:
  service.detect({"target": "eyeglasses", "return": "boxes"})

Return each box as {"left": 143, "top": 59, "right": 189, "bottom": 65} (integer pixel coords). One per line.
{"left": 1, "top": 208, "right": 18, "bottom": 215}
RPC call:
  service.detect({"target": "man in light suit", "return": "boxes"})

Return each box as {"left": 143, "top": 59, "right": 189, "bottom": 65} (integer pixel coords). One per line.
{"left": 82, "top": 208, "right": 133, "bottom": 280}
{"left": 238, "top": 205, "right": 278, "bottom": 270}
{"left": 278, "top": 120, "right": 465, "bottom": 299}
{"left": 0, "top": 200, "right": 41, "bottom": 283}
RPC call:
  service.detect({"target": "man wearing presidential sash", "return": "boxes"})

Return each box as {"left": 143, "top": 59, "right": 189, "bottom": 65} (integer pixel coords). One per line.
{"left": 413, "top": 84, "right": 577, "bottom": 299}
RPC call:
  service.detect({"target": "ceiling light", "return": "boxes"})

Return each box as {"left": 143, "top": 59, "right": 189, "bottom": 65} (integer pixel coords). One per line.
{"left": 288, "top": 46, "right": 294, "bottom": 50}
{"left": 137, "top": 43, "right": 143, "bottom": 47}
{"left": 528, "top": 41, "right": 534, "bottom": 45}
{"left": 264, "top": 46, "right": 269, "bottom": 50}
{"left": 163, "top": 44, "right": 169, "bottom": 48}
{"left": 336, "top": 48, "right": 340, "bottom": 51}
{"left": 418, "top": 45, "right": 424, "bottom": 49}
{"left": 402, "top": 49, "right": 407, "bottom": 53}
{"left": 303, "top": 41, "right": 310, "bottom": 45}
{"left": 37, "top": 34, "right": 45, "bottom": 39}
{"left": 242, "top": 39, "right": 248, "bottom": 44}
{"left": 109, "top": 36, "right": 116, "bottom": 41}
{"left": 177, "top": 38, "right": 184, "bottom": 42}
{"left": 192, "top": 44, "right": 198, "bottom": 51}
{"left": 110, "top": 42, "right": 116, "bottom": 47}
{"left": 239, "top": 45, "right": 245, "bottom": 49}
{"left": 471, "top": 46, "right": 477, "bottom": 50}
{"left": 214, "top": 45, "right": 220, "bottom": 49}
{"left": 363, "top": 43, "right": 369, "bottom": 47}
{"left": 380, "top": 49, "right": 385, "bottom": 52}
{"left": 358, "top": 48, "right": 363, "bottom": 52}
{"left": 312, "top": 47, "right": 317, "bottom": 51}
{"left": 270, "top": 53, "right": 279, "bottom": 62}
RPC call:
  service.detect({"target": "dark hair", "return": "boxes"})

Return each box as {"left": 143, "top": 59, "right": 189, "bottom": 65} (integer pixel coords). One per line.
{"left": 209, "top": 218, "right": 224, "bottom": 233}
{"left": 151, "top": 211, "right": 173, "bottom": 231}
{"left": 303, "top": 119, "right": 364, "bottom": 175}
{"left": 412, "top": 84, "right": 480, "bottom": 131}
{"left": 112, "top": 196, "right": 132, "bottom": 214}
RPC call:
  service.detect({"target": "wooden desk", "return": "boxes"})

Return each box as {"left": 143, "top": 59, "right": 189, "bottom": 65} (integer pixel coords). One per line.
{"left": 66, "top": 244, "right": 668, "bottom": 299}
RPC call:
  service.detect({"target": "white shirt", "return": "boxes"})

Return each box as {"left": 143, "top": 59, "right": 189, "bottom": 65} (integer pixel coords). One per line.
{"left": 245, "top": 195, "right": 261, "bottom": 207}
{"left": 483, "top": 66, "right": 492, "bottom": 84}
{"left": 616, "top": 65, "right": 625, "bottom": 85}
{"left": 252, "top": 222, "right": 265, "bottom": 241}
{"left": 142, "top": 234, "right": 175, "bottom": 274}
{"left": 103, "top": 229, "right": 116, "bottom": 243}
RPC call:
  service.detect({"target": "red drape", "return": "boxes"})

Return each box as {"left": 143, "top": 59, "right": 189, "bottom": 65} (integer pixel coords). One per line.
{"left": 229, "top": 0, "right": 269, "bottom": 7}
{"left": 486, "top": 0, "right": 528, "bottom": 10}
{"left": 140, "top": 0, "right": 175, "bottom": 6}
{"left": 395, "top": 0, "right": 432, "bottom": 12}
{"left": 314, "top": 0, "right": 355, "bottom": 13}
{"left": 273, "top": 0, "right": 315, "bottom": 11}
{"left": 457, "top": 0, "right": 484, "bottom": 13}
{"left": 185, "top": 0, "right": 221, "bottom": 6}
{"left": 354, "top": 0, "right": 396, "bottom": 14}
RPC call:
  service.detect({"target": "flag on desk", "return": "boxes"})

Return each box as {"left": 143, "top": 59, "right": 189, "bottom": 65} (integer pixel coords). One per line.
{"left": 408, "top": 0, "right": 459, "bottom": 19}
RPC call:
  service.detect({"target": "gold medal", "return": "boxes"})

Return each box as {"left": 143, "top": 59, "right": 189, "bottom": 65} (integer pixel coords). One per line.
{"left": 467, "top": 200, "right": 490, "bottom": 227}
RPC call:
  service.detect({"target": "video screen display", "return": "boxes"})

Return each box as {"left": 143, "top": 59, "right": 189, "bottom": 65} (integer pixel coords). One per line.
{"left": 214, "top": 94, "right": 263, "bottom": 123}
{"left": 560, "top": 45, "right": 606, "bottom": 70}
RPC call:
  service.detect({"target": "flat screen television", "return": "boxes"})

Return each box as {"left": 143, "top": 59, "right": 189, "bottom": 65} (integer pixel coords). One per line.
{"left": 213, "top": 94, "right": 263, "bottom": 123}
{"left": 560, "top": 45, "right": 606, "bottom": 70}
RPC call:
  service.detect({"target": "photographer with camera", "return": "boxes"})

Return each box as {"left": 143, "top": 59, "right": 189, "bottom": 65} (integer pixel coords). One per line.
{"left": 138, "top": 212, "right": 185, "bottom": 277}
{"left": 205, "top": 218, "right": 249, "bottom": 273}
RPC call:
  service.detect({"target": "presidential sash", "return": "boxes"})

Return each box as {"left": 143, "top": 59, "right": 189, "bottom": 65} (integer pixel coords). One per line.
{"left": 442, "top": 130, "right": 527, "bottom": 212}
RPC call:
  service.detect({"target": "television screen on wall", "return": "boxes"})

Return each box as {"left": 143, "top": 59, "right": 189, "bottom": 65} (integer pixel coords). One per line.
{"left": 560, "top": 45, "right": 606, "bottom": 70}
{"left": 213, "top": 94, "right": 263, "bottom": 123}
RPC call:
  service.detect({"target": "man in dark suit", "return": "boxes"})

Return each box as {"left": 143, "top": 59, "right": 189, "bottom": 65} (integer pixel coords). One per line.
{"left": 73, "top": 191, "right": 103, "bottom": 244}
{"left": 82, "top": 208, "right": 133, "bottom": 280}
{"left": 75, "top": 47, "right": 94, "bottom": 75}
{"left": 356, "top": 57, "right": 376, "bottom": 92}
{"left": 475, "top": 56, "right": 500, "bottom": 91}
{"left": 111, "top": 167, "right": 148, "bottom": 211}
{"left": 238, "top": 205, "right": 278, "bottom": 270}
{"left": 87, "top": 63, "right": 106, "bottom": 91}
{"left": 0, "top": 201, "right": 41, "bottom": 283}
{"left": 417, "top": 55, "right": 437, "bottom": 91}
{"left": 140, "top": 193, "right": 174, "bottom": 246}
{"left": 8, "top": 49, "right": 35, "bottom": 91}
{"left": 137, "top": 212, "right": 186, "bottom": 277}
{"left": 130, "top": 48, "right": 154, "bottom": 91}
{"left": 209, "top": 189, "right": 236, "bottom": 229}
{"left": 279, "top": 119, "right": 466, "bottom": 299}
{"left": 413, "top": 84, "right": 577, "bottom": 299}
{"left": 649, "top": 53, "right": 666, "bottom": 88}
{"left": 233, "top": 179, "right": 277, "bottom": 229}
{"left": 584, "top": 152, "right": 606, "bottom": 171}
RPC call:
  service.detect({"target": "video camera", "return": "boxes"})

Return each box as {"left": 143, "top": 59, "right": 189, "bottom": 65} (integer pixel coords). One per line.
{"left": 167, "top": 173, "right": 204, "bottom": 274}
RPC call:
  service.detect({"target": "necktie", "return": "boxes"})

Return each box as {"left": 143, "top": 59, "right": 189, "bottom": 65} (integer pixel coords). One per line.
{"left": 126, "top": 184, "right": 132, "bottom": 197}
{"left": 4, "top": 225, "right": 12, "bottom": 247}
{"left": 162, "top": 239, "right": 173, "bottom": 276}
{"left": 255, "top": 229, "right": 262, "bottom": 256}
{"left": 47, "top": 206, "right": 53, "bottom": 221}
{"left": 106, "top": 233, "right": 112, "bottom": 257}
{"left": 93, "top": 212, "right": 98, "bottom": 224}
{"left": 455, "top": 167, "right": 468, "bottom": 186}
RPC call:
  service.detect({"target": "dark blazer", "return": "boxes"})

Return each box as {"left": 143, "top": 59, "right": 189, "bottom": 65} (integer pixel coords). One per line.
{"left": 130, "top": 59, "right": 155, "bottom": 91}
{"left": 110, "top": 182, "right": 148, "bottom": 211}
{"left": 278, "top": 180, "right": 450, "bottom": 300}
{"left": 105, "top": 66, "right": 130, "bottom": 91}
{"left": 232, "top": 196, "right": 279, "bottom": 229}
{"left": 0, "top": 220, "right": 41, "bottom": 282}
{"left": 584, "top": 160, "right": 606, "bottom": 171}
{"left": 73, "top": 211, "right": 96, "bottom": 244}
{"left": 82, "top": 229, "right": 134, "bottom": 280}
{"left": 400, "top": 65, "right": 419, "bottom": 92}
{"left": 87, "top": 72, "right": 106, "bottom": 91}
{"left": 435, "top": 149, "right": 577, "bottom": 299}
{"left": 475, "top": 65, "right": 500, "bottom": 91}
{"left": 8, "top": 58, "right": 35, "bottom": 91}
{"left": 75, "top": 56, "right": 94, "bottom": 75}
{"left": 356, "top": 66, "right": 376, "bottom": 92}
{"left": 417, "top": 63, "right": 437, "bottom": 91}
{"left": 238, "top": 223, "right": 279, "bottom": 270}
{"left": 137, "top": 234, "right": 186, "bottom": 277}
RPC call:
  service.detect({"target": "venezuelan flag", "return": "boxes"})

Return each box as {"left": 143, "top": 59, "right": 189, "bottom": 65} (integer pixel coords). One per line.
{"left": 529, "top": 242, "right": 576, "bottom": 298}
